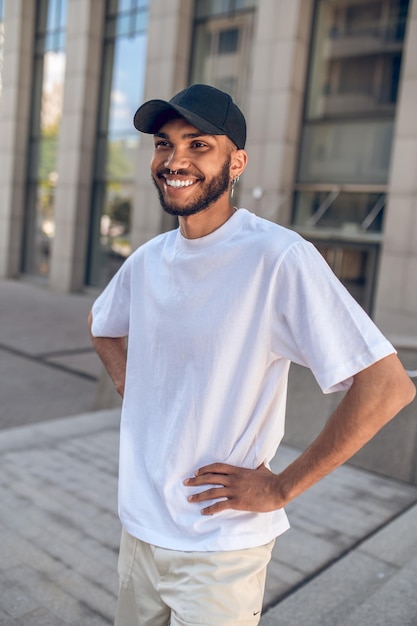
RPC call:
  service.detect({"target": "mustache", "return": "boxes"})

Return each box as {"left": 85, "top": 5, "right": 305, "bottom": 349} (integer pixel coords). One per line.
{"left": 157, "top": 167, "right": 204, "bottom": 180}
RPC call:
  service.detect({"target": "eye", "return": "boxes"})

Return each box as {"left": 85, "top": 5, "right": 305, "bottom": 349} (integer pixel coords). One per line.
{"left": 154, "top": 140, "right": 171, "bottom": 149}
{"left": 191, "top": 141, "right": 208, "bottom": 149}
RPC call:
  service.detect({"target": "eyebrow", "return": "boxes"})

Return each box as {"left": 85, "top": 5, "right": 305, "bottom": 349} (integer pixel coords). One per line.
{"left": 154, "top": 131, "right": 211, "bottom": 140}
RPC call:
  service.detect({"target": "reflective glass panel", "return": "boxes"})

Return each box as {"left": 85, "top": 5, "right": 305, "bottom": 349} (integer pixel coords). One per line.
{"left": 293, "top": 191, "right": 385, "bottom": 233}
{"left": 298, "top": 120, "right": 394, "bottom": 185}
{"left": 90, "top": 182, "right": 134, "bottom": 287}
{"left": 23, "top": 0, "right": 67, "bottom": 278}
{"left": 315, "top": 241, "right": 379, "bottom": 313}
{"left": 296, "top": 0, "right": 409, "bottom": 312}
{"left": 195, "top": 0, "right": 257, "bottom": 19}
{"left": 88, "top": 0, "right": 149, "bottom": 287}
{"left": 195, "top": 0, "right": 232, "bottom": 18}
{"left": 293, "top": 188, "right": 385, "bottom": 313}
{"left": 306, "top": 1, "right": 407, "bottom": 120}
{"left": 299, "top": 0, "right": 409, "bottom": 185}
{"left": 190, "top": 7, "right": 256, "bottom": 107}
{"left": 108, "top": 36, "right": 147, "bottom": 136}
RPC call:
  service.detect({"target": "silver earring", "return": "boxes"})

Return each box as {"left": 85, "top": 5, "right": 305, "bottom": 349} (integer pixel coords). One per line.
{"left": 230, "top": 176, "right": 240, "bottom": 198}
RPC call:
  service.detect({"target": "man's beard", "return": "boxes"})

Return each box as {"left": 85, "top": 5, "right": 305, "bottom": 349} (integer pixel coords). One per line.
{"left": 152, "top": 156, "right": 231, "bottom": 217}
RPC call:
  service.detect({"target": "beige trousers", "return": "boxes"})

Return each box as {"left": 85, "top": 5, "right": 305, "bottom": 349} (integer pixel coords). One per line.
{"left": 114, "top": 528, "right": 274, "bottom": 626}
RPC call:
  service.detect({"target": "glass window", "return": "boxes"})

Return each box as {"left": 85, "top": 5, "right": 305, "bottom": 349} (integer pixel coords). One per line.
{"left": 190, "top": 1, "right": 257, "bottom": 205}
{"left": 23, "top": 0, "right": 67, "bottom": 278}
{"left": 88, "top": 0, "right": 149, "bottom": 287}
{"left": 315, "top": 241, "right": 379, "bottom": 313}
{"left": 218, "top": 28, "right": 239, "bottom": 54}
{"left": 195, "top": 0, "right": 257, "bottom": 19}
{"left": 293, "top": 0, "right": 409, "bottom": 313}
{"left": 195, "top": 1, "right": 233, "bottom": 19}
{"left": 293, "top": 190, "right": 385, "bottom": 233}
{"left": 298, "top": 120, "right": 394, "bottom": 185}
{"left": 293, "top": 192, "right": 383, "bottom": 312}
{"left": 306, "top": 16, "right": 406, "bottom": 119}
{"left": 190, "top": 2, "right": 257, "bottom": 107}
{"left": 301, "top": 0, "right": 409, "bottom": 183}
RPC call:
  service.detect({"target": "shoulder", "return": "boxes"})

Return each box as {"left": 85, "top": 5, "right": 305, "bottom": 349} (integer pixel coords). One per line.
{"left": 238, "top": 209, "right": 312, "bottom": 263}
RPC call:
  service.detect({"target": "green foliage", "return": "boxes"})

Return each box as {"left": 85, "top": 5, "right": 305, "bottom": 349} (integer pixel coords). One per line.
{"left": 107, "top": 139, "right": 134, "bottom": 182}
{"left": 108, "top": 196, "right": 131, "bottom": 232}
{"left": 39, "top": 121, "right": 59, "bottom": 183}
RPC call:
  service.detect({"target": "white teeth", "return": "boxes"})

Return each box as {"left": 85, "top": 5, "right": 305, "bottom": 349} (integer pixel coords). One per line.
{"left": 165, "top": 178, "right": 195, "bottom": 188}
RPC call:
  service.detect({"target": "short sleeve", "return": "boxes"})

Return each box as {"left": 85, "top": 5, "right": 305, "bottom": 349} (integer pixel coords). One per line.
{"left": 91, "top": 256, "right": 132, "bottom": 338}
{"left": 271, "top": 240, "right": 395, "bottom": 393}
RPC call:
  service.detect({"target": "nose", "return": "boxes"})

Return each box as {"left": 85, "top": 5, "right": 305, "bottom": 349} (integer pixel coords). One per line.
{"left": 164, "top": 147, "right": 189, "bottom": 171}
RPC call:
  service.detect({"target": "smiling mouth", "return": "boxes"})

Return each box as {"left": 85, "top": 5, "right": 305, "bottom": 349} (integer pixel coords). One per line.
{"left": 158, "top": 168, "right": 202, "bottom": 190}
{"left": 164, "top": 177, "right": 196, "bottom": 188}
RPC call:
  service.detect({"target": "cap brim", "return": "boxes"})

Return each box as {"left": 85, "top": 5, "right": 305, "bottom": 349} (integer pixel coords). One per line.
{"left": 133, "top": 100, "right": 225, "bottom": 137}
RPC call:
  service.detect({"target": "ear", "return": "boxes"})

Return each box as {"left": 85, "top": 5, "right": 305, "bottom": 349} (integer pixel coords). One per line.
{"left": 230, "top": 149, "right": 248, "bottom": 179}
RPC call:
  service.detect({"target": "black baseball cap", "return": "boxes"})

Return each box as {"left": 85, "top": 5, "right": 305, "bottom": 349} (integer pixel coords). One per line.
{"left": 133, "top": 84, "right": 246, "bottom": 150}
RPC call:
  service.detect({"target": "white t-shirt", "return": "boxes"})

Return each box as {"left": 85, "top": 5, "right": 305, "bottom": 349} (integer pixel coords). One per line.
{"left": 91, "top": 209, "right": 394, "bottom": 551}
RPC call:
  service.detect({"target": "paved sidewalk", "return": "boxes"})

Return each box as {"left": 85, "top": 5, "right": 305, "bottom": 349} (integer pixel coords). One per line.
{"left": 0, "top": 411, "right": 119, "bottom": 625}
{"left": 0, "top": 279, "right": 100, "bottom": 430}
{"left": 1, "top": 409, "right": 417, "bottom": 625}
{"left": 1, "top": 278, "right": 417, "bottom": 625}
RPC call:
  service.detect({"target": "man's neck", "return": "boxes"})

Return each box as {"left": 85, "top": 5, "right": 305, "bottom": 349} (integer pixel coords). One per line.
{"left": 178, "top": 202, "right": 237, "bottom": 239}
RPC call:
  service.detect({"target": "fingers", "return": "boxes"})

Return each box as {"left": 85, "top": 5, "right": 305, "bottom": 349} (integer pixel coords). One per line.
{"left": 200, "top": 500, "right": 231, "bottom": 515}
{"left": 183, "top": 462, "right": 281, "bottom": 515}
{"left": 185, "top": 472, "right": 228, "bottom": 488}
{"left": 188, "top": 487, "right": 228, "bottom": 503}
{"left": 184, "top": 463, "right": 238, "bottom": 491}
{"left": 184, "top": 466, "right": 239, "bottom": 515}
{"left": 194, "top": 462, "right": 237, "bottom": 477}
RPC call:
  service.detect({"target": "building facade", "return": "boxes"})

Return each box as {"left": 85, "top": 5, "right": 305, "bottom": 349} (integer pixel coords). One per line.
{"left": 0, "top": 0, "right": 416, "bottom": 346}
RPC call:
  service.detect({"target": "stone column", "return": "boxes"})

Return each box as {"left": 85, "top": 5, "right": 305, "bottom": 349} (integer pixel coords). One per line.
{"left": 374, "top": 0, "right": 417, "bottom": 345}
{"left": 240, "top": 0, "right": 313, "bottom": 225}
{"left": 0, "top": 0, "right": 36, "bottom": 278}
{"left": 49, "top": 0, "right": 104, "bottom": 292}
{"left": 131, "top": 0, "right": 194, "bottom": 249}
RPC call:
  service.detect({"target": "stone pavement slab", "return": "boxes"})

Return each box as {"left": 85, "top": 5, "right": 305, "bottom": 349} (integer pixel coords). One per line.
{"left": 1, "top": 276, "right": 416, "bottom": 625}
{"left": 263, "top": 447, "right": 417, "bottom": 609}
{"left": 0, "top": 350, "right": 98, "bottom": 429}
{"left": 0, "top": 410, "right": 120, "bottom": 625}
{"left": 359, "top": 503, "right": 417, "bottom": 566}
{"left": 0, "top": 280, "right": 96, "bottom": 356}
{"left": 343, "top": 554, "right": 417, "bottom": 626}
{"left": 1, "top": 409, "right": 417, "bottom": 624}
{"left": 261, "top": 503, "right": 417, "bottom": 626}
{"left": 0, "top": 280, "right": 101, "bottom": 429}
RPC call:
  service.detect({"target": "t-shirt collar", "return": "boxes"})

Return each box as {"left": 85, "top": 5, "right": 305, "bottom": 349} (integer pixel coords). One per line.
{"left": 176, "top": 208, "right": 247, "bottom": 251}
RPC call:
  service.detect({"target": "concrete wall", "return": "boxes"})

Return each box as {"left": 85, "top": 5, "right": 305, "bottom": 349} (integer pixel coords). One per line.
{"left": 374, "top": 0, "right": 417, "bottom": 345}
{"left": 49, "top": 0, "right": 105, "bottom": 292}
{"left": 0, "top": 0, "right": 36, "bottom": 279}
{"left": 131, "top": 0, "right": 194, "bottom": 249}
{"left": 130, "top": 0, "right": 314, "bottom": 245}
{"left": 240, "top": 0, "right": 313, "bottom": 225}
{"left": 284, "top": 350, "right": 417, "bottom": 485}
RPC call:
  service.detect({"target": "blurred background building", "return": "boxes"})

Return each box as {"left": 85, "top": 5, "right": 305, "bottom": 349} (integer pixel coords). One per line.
{"left": 0, "top": 0, "right": 416, "bottom": 345}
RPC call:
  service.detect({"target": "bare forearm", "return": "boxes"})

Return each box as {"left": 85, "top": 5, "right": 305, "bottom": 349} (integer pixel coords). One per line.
{"left": 276, "top": 353, "right": 416, "bottom": 505}
{"left": 186, "top": 354, "right": 415, "bottom": 515}
{"left": 88, "top": 311, "right": 127, "bottom": 397}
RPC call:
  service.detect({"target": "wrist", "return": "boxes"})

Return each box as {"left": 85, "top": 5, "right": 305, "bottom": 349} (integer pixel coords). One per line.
{"left": 112, "top": 375, "right": 125, "bottom": 397}
{"left": 272, "top": 470, "right": 298, "bottom": 508}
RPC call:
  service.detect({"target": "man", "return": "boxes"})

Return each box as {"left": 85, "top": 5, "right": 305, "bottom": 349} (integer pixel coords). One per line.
{"left": 89, "top": 84, "right": 415, "bottom": 626}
